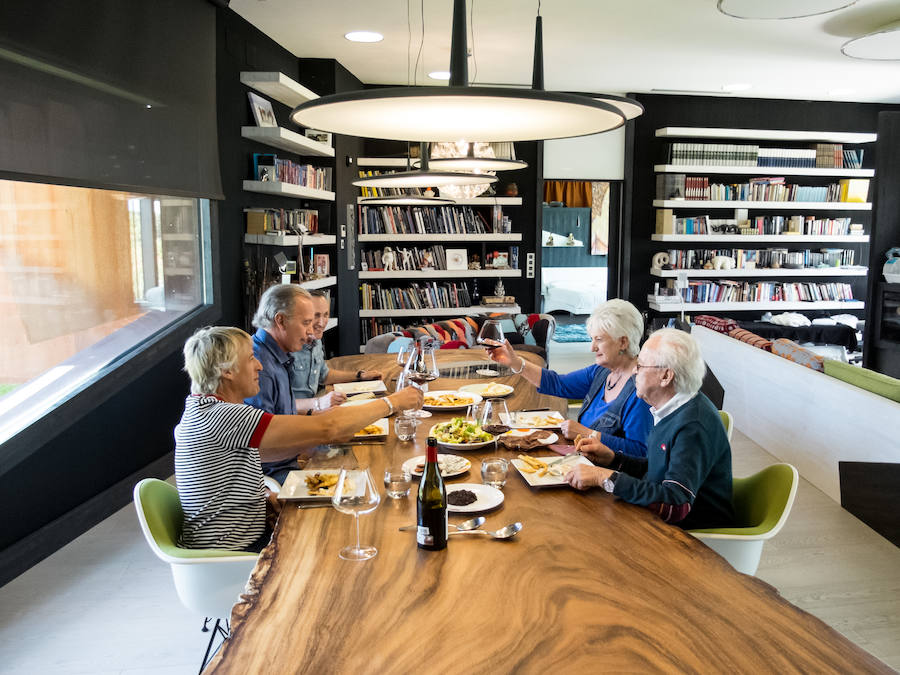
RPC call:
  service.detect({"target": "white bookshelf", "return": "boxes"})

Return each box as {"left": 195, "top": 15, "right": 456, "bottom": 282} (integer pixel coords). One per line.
{"left": 240, "top": 71, "right": 318, "bottom": 107}
{"left": 356, "top": 196, "right": 522, "bottom": 206}
{"left": 648, "top": 300, "right": 865, "bottom": 312}
{"left": 243, "top": 180, "right": 335, "bottom": 201}
{"left": 241, "top": 126, "right": 334, "bottom": 157}
{"left": 244, "top": 233, "right": 336, "bottom": 246}
{"left": 654, "top": 164, "right": 874, "bottom": 178}
{"left": 653, "top": 199, "right": 872, "bottom": 210}
{"left": 650, "top": 267, "right": 868, "bottom": 279}
{"left": 655, "top": 128, "right": 877, "bottom": 144}
{"left": 359, "top": 269, "right": 522, "bottom": 280}
{"left": 360, "top": 304, "right": 520, "bottom": 318}
{"left": 298, "top": 276, "right": 336, "bottom": 290}
{"left": 651, "top": 234, "right": 870, "bottom": 243}
{"left": 357, "top": 157, "right": 411, "bottom": 167}
{"left": 358, "top": 233, "right": 521, "bottom": 243}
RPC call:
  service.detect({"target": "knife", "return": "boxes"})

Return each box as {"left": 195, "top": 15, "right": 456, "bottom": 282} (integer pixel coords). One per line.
{"left": 517, "top": 408, "right": 551, "bottom": 413}
{"left": 546, "top": 451, "right": 580, "bottom": 467}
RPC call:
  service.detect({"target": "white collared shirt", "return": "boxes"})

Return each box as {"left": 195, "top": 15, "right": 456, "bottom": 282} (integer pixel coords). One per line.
{"left": 649, "top": 391, "right": 697, "bottom": 426}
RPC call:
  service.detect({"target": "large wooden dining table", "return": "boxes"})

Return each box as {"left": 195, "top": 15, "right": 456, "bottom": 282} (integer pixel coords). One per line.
{"left": 208, "top": 350, "right": 889, "bottom": 673}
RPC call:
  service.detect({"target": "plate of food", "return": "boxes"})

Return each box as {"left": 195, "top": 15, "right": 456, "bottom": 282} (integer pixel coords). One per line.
{"left": 511, "top": 454, "right": 593, "bottom": 488}
{"left": 278, "top": 470, "right": 360, "bottom": 500}
{"left": 445, "top": 483, "right": 504, "bottom": 513}
{"left": 333, "top": 379, "right": 387, "bottom": 395}
{"left": 401, "top": 453, "right": 471, "bottom": 478}
{"left": 458, "top": 382, "right": 514, "bottom": 398}
{"left": 353, "top": 418, "right": 388, "bottom": 439}
{"left": 422, "top": 390, "right": 481, "bottom": 411}
{"left": 501, "top": 410, "right": 566, "bottom": 429}
{"left": 498, "top": 428, "right": 559, "bottom": 450}
{"left": 428, "top": 417, "right": 497, "bottom": 450}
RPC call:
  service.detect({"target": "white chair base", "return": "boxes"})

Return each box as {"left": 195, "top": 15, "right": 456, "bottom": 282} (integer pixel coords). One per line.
{"left": 691, "top": 535, "right": 764, "bottom": 576}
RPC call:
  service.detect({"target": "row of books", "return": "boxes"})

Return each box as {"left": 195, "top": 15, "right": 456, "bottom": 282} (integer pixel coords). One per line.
{"left": 243, "top": 207, "right": 319, "bottom": 235}
{"left": 657, "top": 175, "right": 866, "bottom": 202}
{"left": 360, "top": 281, "right": 474, "bottom": 311}
{"left": 252, "top": 153, "right": 333, "bottom": 190}
{"left": 665, "top": 143, "right": 864, "bottom": 169}
{"left": 358, "top": 205, "right": 492, "bottom": 235}
{"left": 655, "top": 210, "right": 862, "bottom": 237}
{"left": 660, "top": 248, "right": 857, "bottom": 270}
{"left": 360, "top": 318, "right": 405, "bottom": 344}
{"left": 667, "top": 280, "right": 855, "bottom": 304}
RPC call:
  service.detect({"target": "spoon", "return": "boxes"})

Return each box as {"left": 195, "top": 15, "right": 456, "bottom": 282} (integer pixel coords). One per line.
{"left": 448, "top": 522, "right": 523, "bottom": 539}
{"left": 398, "top": 516, "right": 485, "bottom": 532}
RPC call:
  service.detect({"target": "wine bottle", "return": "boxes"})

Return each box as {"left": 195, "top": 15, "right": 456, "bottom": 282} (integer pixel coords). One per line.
{"left": 417, "top": 436, "right": 447, "bottom": 550}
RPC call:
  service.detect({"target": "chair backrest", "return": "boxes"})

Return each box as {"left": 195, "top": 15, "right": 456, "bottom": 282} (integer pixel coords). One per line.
{"left": 730, "top": 463, "right": 799, "bottom": 538}
{"left": 719, "top": 410, "right": 734, "bottom": 442}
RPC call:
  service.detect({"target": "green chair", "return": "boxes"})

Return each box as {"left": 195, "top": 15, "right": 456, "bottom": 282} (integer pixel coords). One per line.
{"left": 133, "top": 478, "right": 258, "bottom": 672}
{"left": 689, "top": 463, "right": 798, "bottom": 576}
{"left": 719, "top": 410, "right": 734, "bottom": 442}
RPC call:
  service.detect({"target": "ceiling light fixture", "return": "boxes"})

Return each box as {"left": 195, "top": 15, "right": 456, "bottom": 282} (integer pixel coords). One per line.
{"left": 842, "top": 20, "right": 900, "bottom": 60}
{"left": 352, "top": 143, "right": 497, "bottom": 189}
{"left": 292, "top": 0, "right": 629, "bottom": 141}
{"left": 422, "top": 141, "right": 528, "bottom": 172}
{"left": 717, "top": 0, "right": 857, "bottom": 20}
{"left": 359, "top": 195, "right": 456, "bottom": 206}
{"left": 344, "top": 31, "right": 384, "bottom": 43}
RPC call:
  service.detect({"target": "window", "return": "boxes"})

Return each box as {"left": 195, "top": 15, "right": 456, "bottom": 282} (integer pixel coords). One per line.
{"left": 0, "top": 179, "right": 211, "bottom": 443}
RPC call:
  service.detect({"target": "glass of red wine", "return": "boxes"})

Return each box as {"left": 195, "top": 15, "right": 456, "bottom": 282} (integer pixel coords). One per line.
{"left": 399, "top": 339, "right": 438, "bottom": 418}
{"left": 474, "top": 398, "right": 510, "bottom": 435}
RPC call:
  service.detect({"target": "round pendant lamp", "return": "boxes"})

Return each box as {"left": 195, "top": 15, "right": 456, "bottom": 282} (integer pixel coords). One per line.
{"left": 421, "top": 142, "right": 528, "bottom": 172}
{"left": 359, "top": 195, "right": 456, "bottom": 206}
{"left": 717, "top": 0, "right": 857, "bottom": 20}
{"left": 842, "top": 20, "right": 900, "bottom": 60}
{"left": 353, "top": 142, "right": 497, "bottom": 189}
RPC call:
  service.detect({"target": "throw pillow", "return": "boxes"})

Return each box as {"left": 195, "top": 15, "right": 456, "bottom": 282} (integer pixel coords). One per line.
{"left": 771, "top": 338, "right": 825, "bottom": 372}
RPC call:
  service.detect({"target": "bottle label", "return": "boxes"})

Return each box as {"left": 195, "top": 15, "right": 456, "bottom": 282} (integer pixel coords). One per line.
{"left": 416, "top": 526, "right": 433, "bottom": 546}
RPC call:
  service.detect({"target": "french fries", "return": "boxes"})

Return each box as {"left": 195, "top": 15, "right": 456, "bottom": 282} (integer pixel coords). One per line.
{"left": 355, "top": 423, "right": 383, "bottom": 436}
{"left": 304, "top": 473, "right": 354, "bottom": 496}
{"left": 516, "top": 454, "right": 549, "bottom": 474}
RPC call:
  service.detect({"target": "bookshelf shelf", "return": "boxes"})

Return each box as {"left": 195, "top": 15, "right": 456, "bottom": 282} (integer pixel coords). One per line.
{"left": 243, "top": 180, "right": 335, "bottom": 201}
{"left": 298, "top": 276, "right": 336, "bottom": 290}
{"left": 655, "top": 128, "right": 877, "bottom": 144}
{"left": 241, "top": 126, "right": 334, "bottom": 157}
{"left": 648, "top": 300, "right": 865, "bottom": 312}
{"left": 240, "top": 71, "right": 318, "bottom": 107}
{"left": 356, "top": 196, "right": 521, "bottom": 206}
{"left": 359, "top": 269, "right": 521, "bottom": 280}
{"left": 358, "top": 233, "right": 521, "bottom": 243}
{"left": 654, "top": 164, "right": 874, "bottom": 178}
{"left": 650, "top": 267, "right": 868, "bottom": 279}
{"left": 357, "top": 157, "right": 411, "bottom": 167}
{"left": 651, "top": 234, "right": 870, "bottom": 243}
{"left": 360, "top": 305, "right": 521, "bottom": 318}
{"left": 653, "top": 199, "right": 872, "bottom": 210}
{"left": 244, "top": 233, "right": 336, "bottom": 246}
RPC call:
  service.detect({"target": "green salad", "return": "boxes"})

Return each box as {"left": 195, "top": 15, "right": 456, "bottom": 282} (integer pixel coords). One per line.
{"left": 432, "top": 417, "right": 494, "bottom": 444}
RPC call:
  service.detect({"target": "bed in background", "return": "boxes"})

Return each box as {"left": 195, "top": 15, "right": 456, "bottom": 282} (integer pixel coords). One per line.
{"left": 542, "top": 267, "right": 608, "bottom": 315}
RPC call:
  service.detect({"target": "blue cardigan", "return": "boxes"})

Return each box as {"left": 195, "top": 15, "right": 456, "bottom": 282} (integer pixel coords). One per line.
{"left": 538, "top": 365, "right": 653, "bottom": 457}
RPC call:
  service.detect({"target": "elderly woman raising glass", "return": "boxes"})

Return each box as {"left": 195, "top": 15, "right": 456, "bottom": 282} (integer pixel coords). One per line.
{"left": 486, "top": 299, "right": 653, "bottom": 458}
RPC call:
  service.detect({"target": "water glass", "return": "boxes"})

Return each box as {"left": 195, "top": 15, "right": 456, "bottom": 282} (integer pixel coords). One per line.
{"left": 384, "top": 466, "right": 412, "bottom": 499}
{"left": 394, "top": 414, "right": 418, "bottom": 441}
{"left": 481, "top": 457, "right": 509, "bottom": 489}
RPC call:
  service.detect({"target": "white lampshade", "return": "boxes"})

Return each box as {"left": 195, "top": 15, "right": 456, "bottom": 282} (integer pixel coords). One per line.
{"left": 842, "top": 20, "right": 900, "bottom": 60}
{"left": 717, "top": 0, "right": 857, "bottom": 19}
{"left": 359, "top": 195, "right": 456, "bottom": 205}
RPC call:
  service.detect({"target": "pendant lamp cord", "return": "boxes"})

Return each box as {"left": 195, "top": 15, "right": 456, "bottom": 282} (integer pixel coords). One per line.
{"left": 414, "top": 0, "right": 425, "bottom": 86}
{"left": 469, "top": 0, "right": 477, "bottom": 84}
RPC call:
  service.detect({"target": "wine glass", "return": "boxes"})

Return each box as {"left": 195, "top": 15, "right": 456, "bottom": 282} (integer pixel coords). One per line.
{"left": 331, "top": 467, "right": 381, "bottom": 561}
{"left": 397, "top": 363, "right": 431, "bottom": 419}
{"left": 395, "top": 340, "right": 415, "bottom": 367}
{"left": 477, "top": 320, "right": 506, "bottom": 351}
{"left": 481, "top": 398, "right": 511, "bottom": 435}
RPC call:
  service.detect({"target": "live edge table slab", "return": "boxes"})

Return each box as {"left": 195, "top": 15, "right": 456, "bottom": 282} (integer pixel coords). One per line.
{"left": 207, "top": 351, "right": 890, "bottom": 673}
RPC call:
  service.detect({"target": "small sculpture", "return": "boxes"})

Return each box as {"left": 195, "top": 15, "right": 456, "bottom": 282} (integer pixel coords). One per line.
{"left": 399, "top": 247, "right": 414, "bottom": 271}
{"left": 545, "top": 233, "right": 555, "bottom": 246}
{"left": 565, "top": 233, "right": 575, "bottom": 246}
{"left": 494, "top": 279, "right": 505, "bottom": 297}
{"left": 711, "top": 255, "right": 736, "bottom": 270}
{"left": 468, "top": 254, "right": 482, "bottom": 270}
{"left": 421, "top": 250, "right": 435, "bottom": 269}
{"left": 382, "top": 246, "right": 398, "bottom": 271}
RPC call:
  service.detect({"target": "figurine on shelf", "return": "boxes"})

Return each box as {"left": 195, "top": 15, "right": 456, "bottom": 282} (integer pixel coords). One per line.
{"left": 494, "top": 279, "right": 505, "bottom": 297}
{"left": 545, "top": 233, "right": 555, "bottom": 247}
{"left": 424, "top": 187, "right": 435, "bottom": 198}
{"left": 399, "top": 247, "right": 414, "bottom": 271}
{"left": 421, "top": 250, "right": 435, "bottom": 269}
{"left": 468, "top": 254, "right": 482, "bottom": 270}
{"left": 566, "top": 233, "right": 575, "bottom": 246}
{"left": 382, "top": 246, "right": 398, "bottom": 271}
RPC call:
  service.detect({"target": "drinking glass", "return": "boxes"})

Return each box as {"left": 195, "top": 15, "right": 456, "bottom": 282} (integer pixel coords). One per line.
{"left": 481, "top": 398, "right": 510, "bottom": 434}
{"left": 476, "top": 319, "right": 506, "bottom": 350}
{"left": 396, "top": 340, "right": 415, "bottom": 366}
{"left": 331, "top": 467, "right": 381, "bottom": 561}
{"left": 481, "top": 457, "right": 509, "bottom": 489}
{"left": 396, "top": 366, "right": 431, "bottom": 419}
{"left": 383, "top": 466, "right": 412, "bottom": 498}
{"left": 394, "top": 414, "right": 418, "bottom": 441}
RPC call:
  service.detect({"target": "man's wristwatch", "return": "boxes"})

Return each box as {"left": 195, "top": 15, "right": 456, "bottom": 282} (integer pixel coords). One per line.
{"left": 602, "top": 471, "right": 619, "bottom": 494}
{"left": 355, "top": 369, "right": 364, "bottom": 381}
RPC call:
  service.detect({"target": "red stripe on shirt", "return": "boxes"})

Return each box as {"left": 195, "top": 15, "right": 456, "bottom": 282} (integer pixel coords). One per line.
{"left": 249, "top": 412, "right": 274, "bottom": 448}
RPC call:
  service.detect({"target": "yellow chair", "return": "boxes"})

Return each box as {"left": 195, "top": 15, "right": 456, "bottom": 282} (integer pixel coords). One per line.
{"left": 719, "top": 410, "right": 734, "bottom": 442}
{"left": 690, "top": 463, "right": 798, "bottom": 576}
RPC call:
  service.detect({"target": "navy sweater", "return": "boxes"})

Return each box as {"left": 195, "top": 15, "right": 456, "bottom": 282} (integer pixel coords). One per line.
{"left": 611, "top": 394, "right": 734, "bottom": 530}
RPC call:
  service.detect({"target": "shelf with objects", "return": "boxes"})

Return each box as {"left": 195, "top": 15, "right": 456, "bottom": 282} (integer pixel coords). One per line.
{"left": 159, "top": 198, "right": 204, "bottom": 310}
{"left": 647, "top": 127, "right": 875, "bottom": 321}
{"left": 240, "top": 70, "right": 339, "bottom": 339}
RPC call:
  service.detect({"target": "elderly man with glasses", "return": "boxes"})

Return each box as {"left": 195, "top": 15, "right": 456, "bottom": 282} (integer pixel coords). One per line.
{"left": 566, "top": 328, "right": 734, "bottom": 529}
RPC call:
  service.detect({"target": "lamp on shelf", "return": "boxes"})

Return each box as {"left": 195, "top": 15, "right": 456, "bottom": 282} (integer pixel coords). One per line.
{"left": 352, "top": 143, "right": 498, "bottom": 190}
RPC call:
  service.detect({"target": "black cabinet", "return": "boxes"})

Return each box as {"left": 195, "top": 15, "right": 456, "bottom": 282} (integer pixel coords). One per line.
{"left": 867, "top": 282, "right": 900, "bottom": 377}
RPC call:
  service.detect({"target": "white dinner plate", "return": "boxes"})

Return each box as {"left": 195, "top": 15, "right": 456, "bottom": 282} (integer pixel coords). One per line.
{"left": 501, "top": 429, "right": 559, "bottom": 445}
{"left": 421, "top": 390, "right": 482, "bottom": 411}
{"left": 333, "top": 380, "right": 388, "bottom": 395}
{"left": 353, "top": 417, "right": 388, "bottom": 440}
{"left": 511, "top": 455, "right": 593, "bottom": 488}
{"left": 428, "top": 423, "right": 497, "bottom": 451}
{"left": 458, "top": 382, "right": 514, "bottom": 398}
{"left": 278, "top": 470, "right": 364, "bottom": 500}
{"left": 501, "top": 410, "right": 566, "bottom": 429}
{"left": 445, "top": 483, "right": 505, "bottom": 513}
{"left": 402, "top": 453, "right": 471, "bottom": 478}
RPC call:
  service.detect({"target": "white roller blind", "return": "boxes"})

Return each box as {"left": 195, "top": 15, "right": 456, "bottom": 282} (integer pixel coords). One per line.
{"left": 542, "top": 126, "right": 625, "bottom": 180}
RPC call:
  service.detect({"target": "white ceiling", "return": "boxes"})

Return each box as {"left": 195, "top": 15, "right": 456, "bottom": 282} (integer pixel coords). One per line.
{"left": 230, "top": 0, "right": 900, "bottom": 104}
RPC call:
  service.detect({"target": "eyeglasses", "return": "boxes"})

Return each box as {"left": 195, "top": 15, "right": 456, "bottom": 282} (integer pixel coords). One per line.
{"left": 635, "top": 363, "right": 667, "bottom": 371}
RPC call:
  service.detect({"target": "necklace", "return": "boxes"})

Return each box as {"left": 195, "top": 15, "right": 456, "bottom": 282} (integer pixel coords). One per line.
{"left": 606, "top": 373, "right": 623, "bottom": 390}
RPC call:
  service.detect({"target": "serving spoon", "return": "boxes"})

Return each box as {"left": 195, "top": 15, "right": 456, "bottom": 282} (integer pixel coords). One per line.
{"left": 448, "top": 522, "right": 523, "bottom": 539}
{"left": 398, "top": 516, "right": 485, "bottom": 532}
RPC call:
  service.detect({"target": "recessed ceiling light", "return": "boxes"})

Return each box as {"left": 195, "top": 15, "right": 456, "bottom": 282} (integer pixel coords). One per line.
{"left": 722, "top": 83, "right": 752, "bottom": 92}
{"left": 842, "top": 20, "right": 900, "bottom": 60}
{"left": 344, "top": 31, "right": 383, "bottom": 43}
{"left": 428, "top": 71, "right": 451, "bottom": 81}
{"left": 717, "top": 0, "right": 857, "bottom": 20}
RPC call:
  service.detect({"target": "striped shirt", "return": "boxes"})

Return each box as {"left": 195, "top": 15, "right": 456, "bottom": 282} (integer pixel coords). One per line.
{"left": 174, "top": 395, "right": 273, "bottom": 550}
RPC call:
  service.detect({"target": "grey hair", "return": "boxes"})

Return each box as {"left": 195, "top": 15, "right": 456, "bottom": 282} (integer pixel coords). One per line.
{"left": 252, "top": 284, "right": 311, "bottom": 330}
{"left": 586, "top": 299, "right": 644, "bottom": 358}
{"left": 183, "top": 326, "right": 251, "bottom": 395}
{"left": 644, "top": 328, "right": 706, "bottom": 396}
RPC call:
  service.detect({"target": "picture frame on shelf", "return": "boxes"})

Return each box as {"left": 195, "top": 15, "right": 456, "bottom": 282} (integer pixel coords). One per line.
{"left": 248, "top": 92, "right": 277, "bottom": 127}
{"left": 315, "top": 254, "right": 330, "bottom": 277}
{"left": 446, "top": 249, "right": 468, "bottom": 271}
{"left": 304, "top": 129, "right": 332, "bottom": 146}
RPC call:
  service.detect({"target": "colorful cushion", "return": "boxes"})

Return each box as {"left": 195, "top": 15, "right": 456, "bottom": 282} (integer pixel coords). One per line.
{"left": 824, "top": 359, "right": 900, "bottom": 403}
{"left": 728, "top": 328, "right": 773, "bottom": 352}
{"left": 694, "top": 315, "right": 740, "bottom": 334}
{"left": 440, "top": 340, "right": 468, "bottom": 350}
{"left": 770, "top": 338, "right": 825, "bottom": 372}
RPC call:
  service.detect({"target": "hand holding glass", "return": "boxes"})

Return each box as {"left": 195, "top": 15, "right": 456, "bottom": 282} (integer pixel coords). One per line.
{"left": 331, "top": 467, "right": 381, "bottom": 561}
{"left": 476, "top": 320, "right": 506, "bottom": 350}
